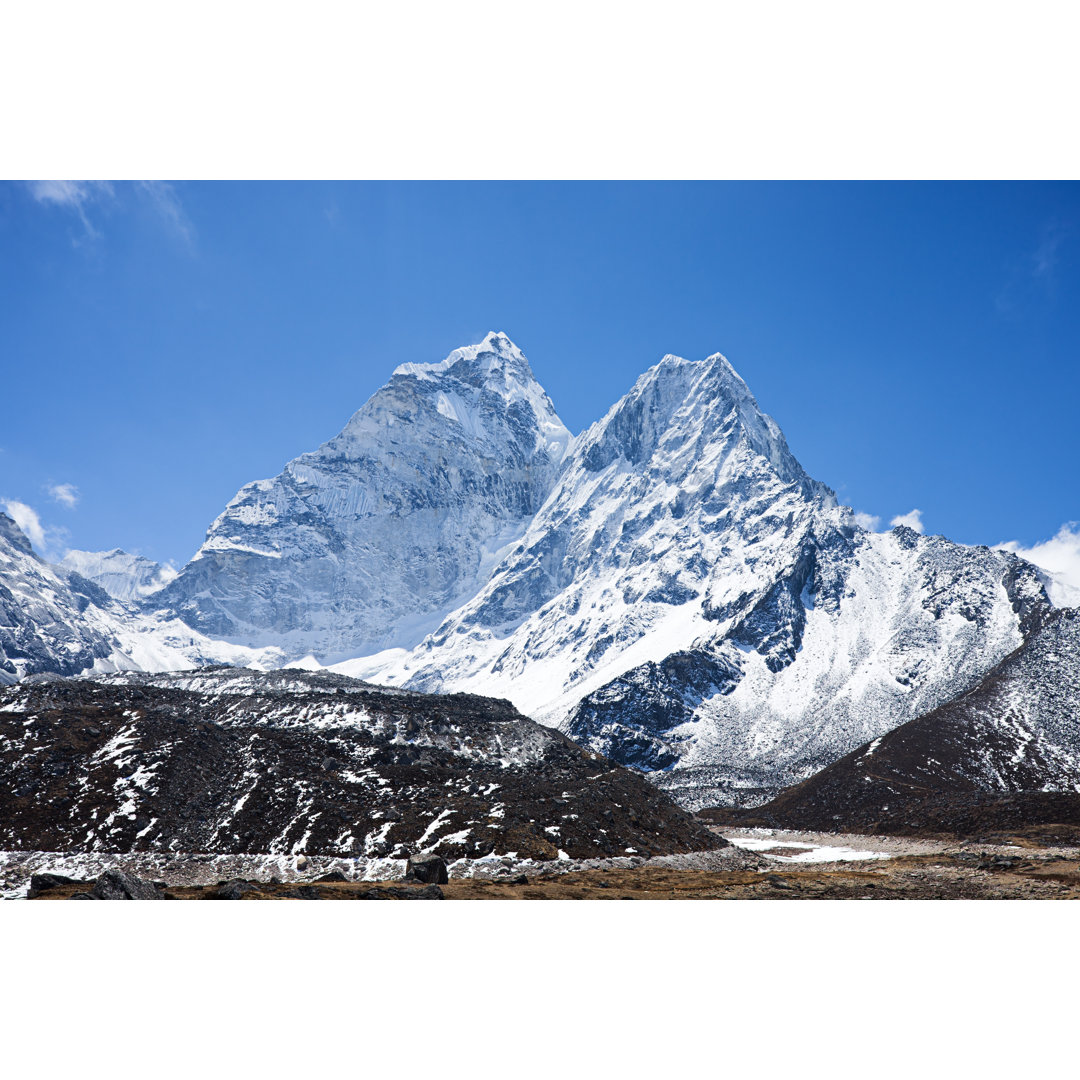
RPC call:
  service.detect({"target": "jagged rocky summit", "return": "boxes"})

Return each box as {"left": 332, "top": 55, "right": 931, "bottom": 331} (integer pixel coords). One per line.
{"left": 153, "top": 332, "right": 571, "bottom": 662}
{"left": 60, "top": 548, "right": 176, "bottom": 602}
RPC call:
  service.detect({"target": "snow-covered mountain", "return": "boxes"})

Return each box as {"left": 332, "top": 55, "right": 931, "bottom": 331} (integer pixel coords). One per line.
{"left": 61, "top": 548, "right": 176, "bottom": 601}
{"left": 338, "top": 350, "right": 1052, "bottom": 806}
{"left": 154, "top": 332, "right": 571, "bottom": 663}
{"left": 0, "top": 513, "right": 280, "bottom": 685}
{"left": 1, "top": 333, "right": 1063, "bottom": 812}
{"left": 0, "top": 513, "right": 116, "bottom": 683}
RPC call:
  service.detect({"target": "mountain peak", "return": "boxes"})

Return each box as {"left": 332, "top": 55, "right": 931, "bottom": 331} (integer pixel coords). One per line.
{"left": 392, "top": 331, "right": 531, "bottom": 383}
{"left": 158, "top": 332, "right": 571, "bottom": 662}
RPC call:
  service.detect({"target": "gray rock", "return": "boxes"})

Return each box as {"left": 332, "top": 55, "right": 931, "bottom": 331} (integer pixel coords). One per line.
{"left": 89, "top": 869, "right": 164, "bottom": 900}
{"left": 27, "top": 872, "right": 81, "bottom": 898}
{"left": 405, "top": 854, "right": 449, "bottom": 884}
{"left": 280, "top": 885, "right": 321, "bottom": 900}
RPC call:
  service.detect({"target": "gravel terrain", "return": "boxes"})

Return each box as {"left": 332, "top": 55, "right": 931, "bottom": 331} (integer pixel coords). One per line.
{"left": 12, "top": 828, "right": 1080, "bottom": 899}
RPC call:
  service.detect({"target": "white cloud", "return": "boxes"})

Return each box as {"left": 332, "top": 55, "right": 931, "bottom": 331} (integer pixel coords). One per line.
{"left": 134, "top": 180, "right": 195, "bottom": 247}
{"left": 854, "top": 511, "right": 881, "bottom": 532}
{"left": 3, "top": 499, "right": 47, "bottom": 550}
{"left": 28, "top": 180, "right": 113, "bottom": 207}
{"left": 1, "top": 498, "right": 70, "bottom": 560}
{"left": 48, "top": 483, "right": 80, "bottom": 508}
{"left": 27, "top": 180, "right": 113, "bottom": 238}
{"left": 1031, "top": 221, "right": 1068, "bottom": 282}
{"left": 890, "top": 509, "right": 924, "bottom": 534}
{"left": 26, "top": 180, "right": 194, "bottom": 247}
{"left": 996, "top": 523, "right": 1080, "bottom": 608}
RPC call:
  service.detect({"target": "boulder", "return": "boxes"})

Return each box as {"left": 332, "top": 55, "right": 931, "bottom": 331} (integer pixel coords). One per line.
{"left": 405, "top": 854, "right": 449, "bottom": 885}
{"left": 279, "top": 885, "right": 321, "bottom": 900}
{"left": 27, "top": 872, "right": 81, "bottom": 898}
{"left": 89, "top": 869, "right": 165, "bottom": 900}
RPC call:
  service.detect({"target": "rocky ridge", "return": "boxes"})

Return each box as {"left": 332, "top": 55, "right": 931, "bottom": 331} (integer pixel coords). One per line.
{"left": 61, "top": 548, "right": 177, "bottom": 602}
{"left": 711, "top": 608, "right": 1080, "bottom": 833}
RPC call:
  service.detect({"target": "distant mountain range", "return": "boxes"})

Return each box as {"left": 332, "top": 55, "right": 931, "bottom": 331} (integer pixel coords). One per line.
{"left": 60, "top": 548, "right": 177, "bottom": 602}
{"left": 2, "top": 332, "right": 1075, "bottom": 810}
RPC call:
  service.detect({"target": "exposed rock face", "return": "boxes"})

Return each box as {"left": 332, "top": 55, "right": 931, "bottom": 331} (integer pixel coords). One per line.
{"left": 26, "top": 872, "right": 80, "bottom": 898}
{"left": 155, "top": 332, "right": 571, "bottom": 663}
{"left": 714, "top": 608, "right": 1080, "bottom": 833}
{"left": 347, "top": 351, "right": 1052, "bottom": 806}
{"left": 0, "top": 667, "right": 724, "bottom": 861}
{"left": 81, "top": 869, "right": 164, "bottom": 900}
{"left": 359, "top": 885, "right": 444, "bottom": 900}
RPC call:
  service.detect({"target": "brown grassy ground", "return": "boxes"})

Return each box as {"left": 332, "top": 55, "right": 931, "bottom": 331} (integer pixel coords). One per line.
{"left": 28, "top": 852, "right": 1080, "bottom": 900}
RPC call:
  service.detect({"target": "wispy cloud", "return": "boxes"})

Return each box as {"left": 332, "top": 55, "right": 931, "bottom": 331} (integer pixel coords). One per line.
{"left": 134, "top": 180, "right": 195, "bottom": 248}
{"left": 997, "top": 219, "right": 1072, "bottom": 314}
{"left": 1, "top": 498, "right": 68, "bottom": 559}
{"left": 2, "top": 499, "right": 46, "bottom": 549}
{"left": 48, "top": 483, "right": 80, "bottom": 509}
{"left": 27, "top": 180, "right": 114, "bottom": 239}
{"left": 1031, "top": 224, "right": 1067, "bottom": 280}
{"left": 996, "top": 523, "right": 1080, "bottom": 608}
{"left": 26, "top": 180, "right": 195, "bottom": 247}
{"left": 853, "top": 510, "right": 881, "bottom": 532}
{"left": 890, "top": 509, "right": 924, "bottom": 533}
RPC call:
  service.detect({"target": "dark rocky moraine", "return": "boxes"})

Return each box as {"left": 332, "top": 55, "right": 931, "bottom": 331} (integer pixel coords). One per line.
{"left": 0, "top": 666, "right": 724, "bottom": 861}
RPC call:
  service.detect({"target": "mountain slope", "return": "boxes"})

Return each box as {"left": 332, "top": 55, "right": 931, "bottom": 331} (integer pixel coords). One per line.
{"left": 713, "top": 607, "right": 1080, "bottom": 834}
{"left": 341, "top": 352, "right": 841, "bottom": 701}
{"left": 339, "top": 351, "right": 1051, "bottom": 807}
{"left": 0, "top": 513, "right": 117, "bottom": 684}
{"left": 0, "top": 668, "right": 722, "bottom": 860}
{"left": 155, "top": 332, "right": 571, "bottom": 663}
{"left": 0, "top": 514, "right": 280, "bottom": 685}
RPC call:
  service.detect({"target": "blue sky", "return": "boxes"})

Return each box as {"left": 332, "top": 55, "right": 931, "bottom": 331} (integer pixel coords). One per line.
{"left": 1, "top": 181, "right": 1077, "bottom": 573}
